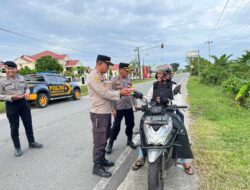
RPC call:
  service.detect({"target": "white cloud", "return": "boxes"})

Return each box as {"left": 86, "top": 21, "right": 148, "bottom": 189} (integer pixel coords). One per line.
{"left": 0, "top": 0, "right": 249, "bottom": 67}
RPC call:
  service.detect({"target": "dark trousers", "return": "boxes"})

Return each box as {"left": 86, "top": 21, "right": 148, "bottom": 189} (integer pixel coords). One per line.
{"left": 5, "top": 99, "right": 35, "bottom": 149}
{"left": 90, "top": 112, "right": 111, "bottom": 163}
{"left": 110, "top": 108, "right": 135, "bottom": 142}
{"left": 176, "top": 110, "right": 184, "bottom": 123}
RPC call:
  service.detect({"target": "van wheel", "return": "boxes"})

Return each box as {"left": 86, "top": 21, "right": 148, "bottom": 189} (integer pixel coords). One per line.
{"left": 73, "top": 89, "right": 81, "bottom": 100}
{"left": 36, "top": 93, "right": 49, "bottom": 108}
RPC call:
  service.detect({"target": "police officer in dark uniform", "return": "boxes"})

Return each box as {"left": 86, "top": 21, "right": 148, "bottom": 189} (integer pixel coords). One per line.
{"left": 0, "top": 61, "right": 43, "bottom": 157}
{"left": 106, "top": 63, "right": 137, "bottom": 154}
{"left": 87, "top": 55, "right": 131, "bottom": 177}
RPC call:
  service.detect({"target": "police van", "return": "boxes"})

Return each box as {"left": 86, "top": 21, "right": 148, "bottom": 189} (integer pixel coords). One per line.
{"left": 25, "top": 73, "right": 81, "bottom": 108}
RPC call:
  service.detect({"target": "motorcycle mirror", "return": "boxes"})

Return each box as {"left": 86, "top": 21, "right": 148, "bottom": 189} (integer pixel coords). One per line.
{"left": 173, "top": 85, "right": 181, "bottom": 95}
{"left": 132, "top": 90, "right": 143, "bottom": 99}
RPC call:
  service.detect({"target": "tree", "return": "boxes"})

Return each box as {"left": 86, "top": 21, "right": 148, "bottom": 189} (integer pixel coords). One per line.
{"left": 109, "top": 68, "right": 113, "bottom": 76}
{"left": 78, "top": 66, "right": 87, "bottom": 75}
{"left": 170, "top": 63, "right": 180, "bottom": 72}
{"left": 19, "top": 66, "right": 36, "bottom": 75}
{"left": 239, "top": 50, "right": 250, "bottom": 64}
{"left": 211, "top": 54, "right": 232, "bottom": 66}
{"left": 129, "top": 59, "right": 139, "bottom": 77}
{"left": 35, "top": 56, "right": 63, "bottom": 73}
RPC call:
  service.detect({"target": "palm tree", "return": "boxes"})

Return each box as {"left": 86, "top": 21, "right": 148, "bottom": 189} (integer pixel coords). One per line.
{"left": 211, "top": 54, "right": 233, "bottom": 65}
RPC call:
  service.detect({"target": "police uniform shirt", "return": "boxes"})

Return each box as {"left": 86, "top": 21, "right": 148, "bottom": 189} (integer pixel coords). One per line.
{"left": 111, "top": 76, "right": 135, "bottom": 110}
{"left": 87, "top": 69, "right": 120, "bottom": 114}
{"left": 0, "top": 75, "right": 30, "bottom": 102}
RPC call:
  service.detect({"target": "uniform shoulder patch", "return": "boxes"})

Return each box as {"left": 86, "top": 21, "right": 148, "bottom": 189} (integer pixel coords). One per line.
{"left": 95, "top": 75, "right": 101, "bottom": 83}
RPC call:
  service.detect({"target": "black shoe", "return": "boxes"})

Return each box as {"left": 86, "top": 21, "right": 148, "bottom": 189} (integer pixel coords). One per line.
{"left": 92, "top": 164, "right": 112, "bottom": 178}
{"left": 14, "top": 148, "right": 22, "bottom": 157}
{"left": 106, "top": 140, "right": 114, "bottom": 154}
{"left": 29, "top": 142, "right": 43, "bottom": 148}
{"left": 127, "top": 140, "right": 137, "bottom": 149}
{"left": 102, "top": 158, "right": 115, "bottom": 167}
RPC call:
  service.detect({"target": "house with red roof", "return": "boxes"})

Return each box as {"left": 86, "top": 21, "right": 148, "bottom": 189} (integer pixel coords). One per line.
{"left": 15, "top": 50, "right": 81, "bottom": 72}
{"left": 111, "top": 64, "right": 119, "bottom": 76}
{"left": 0, "top": 61, "right": 6, "bottom": 77}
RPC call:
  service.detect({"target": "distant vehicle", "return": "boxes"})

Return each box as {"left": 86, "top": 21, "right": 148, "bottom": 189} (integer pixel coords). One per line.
{"left": 25, "top": 73, "right": 81, "bottom": 108}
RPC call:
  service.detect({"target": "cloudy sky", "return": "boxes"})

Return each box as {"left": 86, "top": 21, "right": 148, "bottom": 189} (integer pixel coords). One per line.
{"left": 0, "top": 0, "right": 249, "bottom": 67}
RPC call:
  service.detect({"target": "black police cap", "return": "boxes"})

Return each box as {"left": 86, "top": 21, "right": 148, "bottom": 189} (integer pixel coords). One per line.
{"left": 4, "top": 61, "right": 17, "bottom": 68}
{"left": 119, "top": 62, "right": 130, "bottom": 69}
{"left": 96, "top": 55, "right": 114, "bottom": 66}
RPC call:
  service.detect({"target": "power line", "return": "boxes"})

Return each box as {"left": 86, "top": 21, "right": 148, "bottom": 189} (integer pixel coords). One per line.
{"left": 208, "top": 0, "right": 231, "bottom": 40}
{"left": 0, "top": 26, "right": 97, "bottom": 55}
{"left": 217, "top": 0, "right": 249, "bottom": 37}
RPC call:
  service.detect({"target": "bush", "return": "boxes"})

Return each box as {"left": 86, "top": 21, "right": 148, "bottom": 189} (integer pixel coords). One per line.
{"left": 200, "top": 64, "right": 229, "bottom": 85}
{"left": 222, "top": 76, "right": 244, "bottom": 95}
{"left": 19, "top": 66, "right": 36, "bottom": 75}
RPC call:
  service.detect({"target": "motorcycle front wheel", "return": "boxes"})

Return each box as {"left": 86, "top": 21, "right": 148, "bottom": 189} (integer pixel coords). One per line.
{"left": 148, "top": 155, "right": 164, "bottom": 190}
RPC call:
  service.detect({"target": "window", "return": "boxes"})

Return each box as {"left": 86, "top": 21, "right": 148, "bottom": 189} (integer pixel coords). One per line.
{"left": 25, "top": 75, "right": 45, "bottom": 82}
{"left": 57, "top": 76, "right": 67, "bottom": 83}
{"left": 46, "top": 75, "right": 57, "bottom": 83}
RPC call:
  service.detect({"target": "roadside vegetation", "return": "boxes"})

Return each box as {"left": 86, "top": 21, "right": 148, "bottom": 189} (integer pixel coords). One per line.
{"left": 188, "top": 77, "right": 249, "bottom": 189}
{"left": 0, "top": 102, "right": 5, "bottom": 113}
{"left": 187, "top": 51, "right": 250, "bottom": 189}
{"left": 186, "top": 51, "right": 250, "bottom": 107}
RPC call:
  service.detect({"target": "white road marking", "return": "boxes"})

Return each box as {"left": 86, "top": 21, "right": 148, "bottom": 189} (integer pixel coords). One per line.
{"left": 178, "top": 78, "right": 185, "bottom": 85}
{"left": 93, "top": 132, "right": 140, "bottom": 190}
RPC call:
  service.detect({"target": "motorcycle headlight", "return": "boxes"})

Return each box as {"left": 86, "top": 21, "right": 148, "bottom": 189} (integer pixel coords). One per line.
{"left": 143, "top": 117, "right": 173, "bottom": 145}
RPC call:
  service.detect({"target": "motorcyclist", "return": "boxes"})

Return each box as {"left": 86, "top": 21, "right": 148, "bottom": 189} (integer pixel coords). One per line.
{"left": 132, "top": 65, "right": 194, "bottom": 175}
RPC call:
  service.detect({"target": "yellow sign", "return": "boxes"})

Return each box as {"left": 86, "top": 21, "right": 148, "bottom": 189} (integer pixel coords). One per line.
{"left": 49, "top": 85, "right": 64, "bottom": 91}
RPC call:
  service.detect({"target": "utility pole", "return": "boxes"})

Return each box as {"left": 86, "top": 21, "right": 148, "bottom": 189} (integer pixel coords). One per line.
{"left": 134, "top": 43, "right": 164, "bottom": 79}
{"left": 135, "top": 47, "right": 141, "bottom": 79}
{"left": 205, "top": 40, "right": 213, "bottom": 63}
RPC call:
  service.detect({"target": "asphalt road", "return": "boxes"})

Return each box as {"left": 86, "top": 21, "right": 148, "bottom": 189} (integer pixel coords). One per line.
{"left": 0, "top": 73, "right": 189, "bottom": 190}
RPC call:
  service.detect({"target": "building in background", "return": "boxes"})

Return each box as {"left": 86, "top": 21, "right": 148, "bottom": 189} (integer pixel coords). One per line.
{"left": 0, "top": 61, "right": 6, "bottom": 77}
{"left": 111, "top": 64, "right": 119, "bottom": 76}
{"left": 15, "top": 50, "right": 82, "bottom": 72}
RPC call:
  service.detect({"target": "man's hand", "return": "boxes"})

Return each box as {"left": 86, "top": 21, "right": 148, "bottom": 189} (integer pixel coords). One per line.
{"left": 156, "top": 96, "right": 160, "bottom": 103}
{"left": 11, "top": 93, "right": 24, "bottom": 101}
{"left": 119, "top": 88, "right": 132, "bottom": 96}
{"left": 112, "top": 109, "right": 117, "bottom": 118}
{"left": 24, "top": 93, "right": 30, "bottom": 100}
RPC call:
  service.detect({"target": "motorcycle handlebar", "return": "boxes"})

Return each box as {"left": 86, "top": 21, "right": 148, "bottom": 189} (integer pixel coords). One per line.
{"left": 175, "top": 106, "right": 188, "bottom": 109}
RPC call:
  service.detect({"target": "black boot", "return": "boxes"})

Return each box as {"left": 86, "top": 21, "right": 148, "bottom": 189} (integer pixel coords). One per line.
{"left": 29, "top": 142, "right": 43, "bottom": 148}
{"left": 92, "top": 163, "right": 112, "bottom": 178}
{"left": 102, "top": 158, "right": 115, "bottom": 167}
{"left": 14, "top": 148, "right": 22, "bottom": 157}
{"left": 127, "top": 140, "right": 136, "bottom": 149}
{"left": 106, "top": 139, "right": 114, "bottom": 154}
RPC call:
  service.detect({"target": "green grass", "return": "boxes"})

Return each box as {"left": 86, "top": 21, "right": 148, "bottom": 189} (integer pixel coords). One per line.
{"left": 80, "top": 85, "right": 89, "bottom": 96}
{"left": 187, "top": 77, "right": 250, "bottom": 190}
{"left": 0, "top": 102, "right": 5, "bottom": 113}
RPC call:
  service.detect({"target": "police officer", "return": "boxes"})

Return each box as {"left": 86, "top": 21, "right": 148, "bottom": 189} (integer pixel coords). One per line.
{"left": 87, "top": 55, "right": 131, "bottom": 178}
{"left": 106, "top": 63, "right": 136, "bottom": 154}
{"left": 0, "top": 61, "right": 42, "bottom": 157}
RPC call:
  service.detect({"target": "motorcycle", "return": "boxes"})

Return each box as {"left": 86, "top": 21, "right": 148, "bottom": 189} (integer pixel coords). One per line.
{"left": 132, "top": 85, "right": 188, "bottom": 190}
